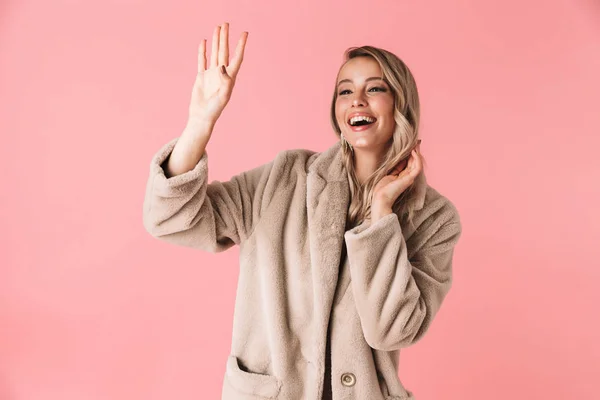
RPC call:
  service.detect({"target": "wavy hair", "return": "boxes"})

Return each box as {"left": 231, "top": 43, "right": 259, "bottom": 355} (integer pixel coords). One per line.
{"left": 330, "top": 46, "right": 426, "bottom": 230}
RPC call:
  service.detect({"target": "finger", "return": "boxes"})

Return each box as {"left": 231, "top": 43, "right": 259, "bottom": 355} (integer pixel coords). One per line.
{"left": 392, "top": 167, "right": 404, "bottom": 176}
{"left": 229, "top": 31, "right": 248, "bottom": 77}
{"left": 396, "top": 168, "right": 411, "bottom": 181}
{"left": 410, "top": 146, "right": 420, "bottom": 164}
{"left": 409, "top": 150, "right": 422, "bottom": 176}
{"left": 220, "top": 64, "right": 232, "bottom": 82}
{"left": 210, "top": 25, "right": 220, "bottom": 68}
{"left": 405, "top": 150, "right": 416, "bottom": 172}
{"left": 197, "top": 39, "right": 207, "bottom": 76}
{"left": 390, "top": 157, "right": 409, "bottom": 175}
{"left": 394, "top": 153, "right": 417, "bottom": 179}
{"left": 219, "top": 22, "right": 229, "bottom": 66}
{"left": 406, "top": 150, "right": 416, "bottom": 169}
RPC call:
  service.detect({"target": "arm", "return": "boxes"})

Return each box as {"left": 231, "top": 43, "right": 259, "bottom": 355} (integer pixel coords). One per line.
{"left": 142, "top": 23, "right": 259, "bottom": 252}
{"left": 344, "top": 208, "right": 462, "bottom": 351}
{"left": 143, "top": 137, "right": 277, "bottom": 253}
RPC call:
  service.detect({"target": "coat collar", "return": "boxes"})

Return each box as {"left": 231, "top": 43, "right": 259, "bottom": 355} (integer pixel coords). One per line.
{"left": 307, "top": 140, "right": 428, "bottom": 212}
{"left": 307, "top": 140, "right": 347, "bottom": 182}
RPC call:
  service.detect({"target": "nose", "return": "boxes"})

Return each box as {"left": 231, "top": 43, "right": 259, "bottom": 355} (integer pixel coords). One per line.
{"left": 351, "top": 92, "right": 366, "bottom": 107}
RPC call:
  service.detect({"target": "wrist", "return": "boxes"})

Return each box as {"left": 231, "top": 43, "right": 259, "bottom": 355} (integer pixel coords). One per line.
{"left": 183, "top": 118, "right": 215, "bottom": 141}
{"left": 186, "top": 115, "right": 217, "bottom": 131}
{"left": 371, "top": 206, "right": 393, "bottom": 223}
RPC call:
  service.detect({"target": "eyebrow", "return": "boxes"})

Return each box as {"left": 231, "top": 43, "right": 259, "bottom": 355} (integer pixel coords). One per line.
{"left": 337, "top": 77, "right": 386, "bottom": 87}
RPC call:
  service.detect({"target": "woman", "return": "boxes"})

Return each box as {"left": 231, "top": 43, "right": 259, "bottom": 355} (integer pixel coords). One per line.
{"left": 143, "top": 22, "right": 462, "bottom": 400}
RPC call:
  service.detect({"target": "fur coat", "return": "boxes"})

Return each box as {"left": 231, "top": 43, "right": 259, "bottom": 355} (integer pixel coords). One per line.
{"left": 143, "top": 138, "right": 462, "bottom": 399}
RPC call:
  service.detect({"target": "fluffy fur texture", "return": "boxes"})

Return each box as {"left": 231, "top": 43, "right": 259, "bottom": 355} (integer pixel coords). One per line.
{"left": 143, "top": 138, "right": 462, "bottom": 399}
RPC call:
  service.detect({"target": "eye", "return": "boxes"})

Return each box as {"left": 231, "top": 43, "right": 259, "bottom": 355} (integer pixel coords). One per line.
{"left": 338, "top": 87, "right": 386, "bottom": 96}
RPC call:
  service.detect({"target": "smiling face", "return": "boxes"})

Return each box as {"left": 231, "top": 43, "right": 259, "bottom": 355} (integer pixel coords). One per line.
{"left": 334, "top": 56, "right": 396, "bottom": 154}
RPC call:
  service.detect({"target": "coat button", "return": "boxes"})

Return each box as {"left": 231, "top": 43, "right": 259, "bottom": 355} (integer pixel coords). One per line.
{"left": 341, "top": 372, "right": 356, "bottom": 387}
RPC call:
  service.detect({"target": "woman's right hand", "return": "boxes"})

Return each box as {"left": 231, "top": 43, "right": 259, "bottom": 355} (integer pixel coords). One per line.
{"left": 188, "top": 23, "right": 248, "bottom": 126}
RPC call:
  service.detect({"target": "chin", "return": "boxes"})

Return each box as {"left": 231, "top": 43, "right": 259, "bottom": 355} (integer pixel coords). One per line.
{"left": 352, "top": 134, "right": 381, "bottom": 148}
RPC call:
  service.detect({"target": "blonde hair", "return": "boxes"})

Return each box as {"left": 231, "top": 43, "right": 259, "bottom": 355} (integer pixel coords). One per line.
{"left": 329, "top": 46, "right": 427, "bottom": 230}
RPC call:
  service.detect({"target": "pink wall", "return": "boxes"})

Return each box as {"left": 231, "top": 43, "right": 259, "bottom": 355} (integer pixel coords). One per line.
{"left": 1, "top": 0, "right": 599, "bottom": 398}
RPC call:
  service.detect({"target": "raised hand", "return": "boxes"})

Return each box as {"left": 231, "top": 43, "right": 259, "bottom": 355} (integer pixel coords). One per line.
{"left": 188, "top": 23, "right": 248, "bottom": 126}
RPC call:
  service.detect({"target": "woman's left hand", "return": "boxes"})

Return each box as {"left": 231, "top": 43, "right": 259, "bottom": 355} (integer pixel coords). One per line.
{"left": 371, "top": 142, "right": 422, "bottom": 223}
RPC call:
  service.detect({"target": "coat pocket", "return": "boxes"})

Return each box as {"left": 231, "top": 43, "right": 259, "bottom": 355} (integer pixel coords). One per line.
{"left": 222, "top": 355, "right": 281, "bottom": 399}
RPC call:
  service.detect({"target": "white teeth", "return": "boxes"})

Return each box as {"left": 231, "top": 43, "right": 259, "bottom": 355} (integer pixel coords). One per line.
{"left": 349, "top": 115, "right": 375, "bottom": 125}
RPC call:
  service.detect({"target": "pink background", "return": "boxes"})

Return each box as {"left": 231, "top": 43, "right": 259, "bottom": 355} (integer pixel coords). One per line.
{"left": 1, "top": 0, "right": 599, "bottom": 399}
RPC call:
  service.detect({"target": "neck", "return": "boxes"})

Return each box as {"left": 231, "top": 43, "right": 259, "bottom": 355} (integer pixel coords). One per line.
{"left": 353, "top": 148, "right": 386, "bottom": 185}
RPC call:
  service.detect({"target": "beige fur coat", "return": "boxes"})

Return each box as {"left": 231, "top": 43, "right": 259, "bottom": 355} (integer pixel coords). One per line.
{"left": 143, "top": 138, "right": 462, "bottom": 399}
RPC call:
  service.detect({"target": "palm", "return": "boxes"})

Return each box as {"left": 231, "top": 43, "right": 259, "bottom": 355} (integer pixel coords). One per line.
{"left": 192, "top": 67, "right": 226, "bottom": 119}
{"left": 189, "top": 23, "right": 248, "bottom": 124}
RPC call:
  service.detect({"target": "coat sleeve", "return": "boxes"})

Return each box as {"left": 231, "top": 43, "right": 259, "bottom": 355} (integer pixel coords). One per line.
{"left": 143, "top": 138, "right": 278, "bottom": 252}
{"left": 343, "top": 208, "right": 462, "bottom": 351}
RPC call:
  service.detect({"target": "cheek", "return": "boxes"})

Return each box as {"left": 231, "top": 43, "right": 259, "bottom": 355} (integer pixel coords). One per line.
{"left": 335, "top": 100, "right": 347, "bottom": 127}
{"left": 373, "top": 98, "right": 395, "bottom": 124}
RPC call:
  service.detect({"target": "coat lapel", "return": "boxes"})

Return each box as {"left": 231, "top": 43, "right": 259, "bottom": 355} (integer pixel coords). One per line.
{"left": 306, "top": 141, "right": 349, "bottom": 374}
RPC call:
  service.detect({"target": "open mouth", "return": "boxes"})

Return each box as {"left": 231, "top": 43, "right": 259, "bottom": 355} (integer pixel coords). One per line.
{"left": 348, "top": 115, "right": 377, "bottom": 127}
